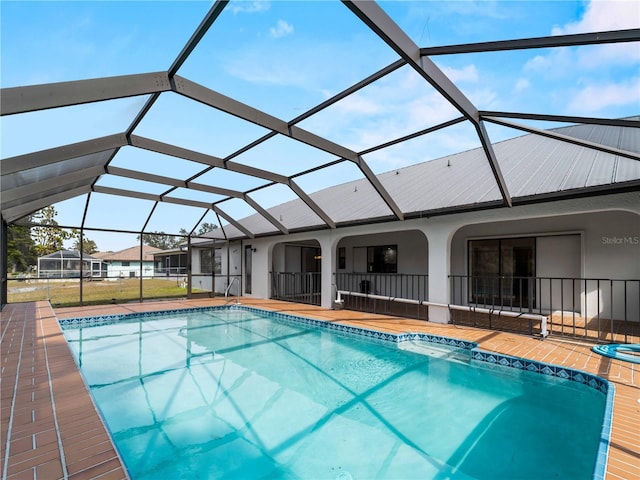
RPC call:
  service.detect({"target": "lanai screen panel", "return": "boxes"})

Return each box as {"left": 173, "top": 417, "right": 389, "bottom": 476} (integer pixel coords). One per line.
{"left": 1, "top": 1, "right": 638, "bottom": 244}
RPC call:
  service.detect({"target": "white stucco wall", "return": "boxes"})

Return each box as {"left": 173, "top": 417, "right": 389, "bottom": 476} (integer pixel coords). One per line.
{"left": 104, "top": 261, "right": 154, "bottom": 280}
{"left": 336, "top": 230, "right": 428, "bottom": 274}
{"left": 216, "top": 193, "right": 639, "bottom": 322}
{"left": 450, "top": 210, "right": 639, "bottom": 321}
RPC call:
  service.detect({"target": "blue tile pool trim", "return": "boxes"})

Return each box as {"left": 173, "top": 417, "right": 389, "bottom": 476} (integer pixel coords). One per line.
{"left": 58, "top": 304, "right": 614, "bottom": 479}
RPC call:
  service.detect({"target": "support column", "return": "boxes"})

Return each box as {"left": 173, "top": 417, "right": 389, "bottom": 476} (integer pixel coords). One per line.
{"left": 1, "top": 217, "right": 7, "bottom": 308}
{"left": 425, "top": 225, "right": 457, "bottom": 324}
{"left": 318, "top": 235, "right": 337, "bottom": 309}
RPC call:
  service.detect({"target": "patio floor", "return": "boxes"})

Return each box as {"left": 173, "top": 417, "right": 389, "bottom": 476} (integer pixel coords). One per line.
{"left": 2, "top": 298, "right": 639, "bottom": 479}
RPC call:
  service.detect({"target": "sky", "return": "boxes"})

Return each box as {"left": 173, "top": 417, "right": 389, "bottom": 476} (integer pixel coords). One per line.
{"left": 1, "top": 0, "right": 639, "bottom": 252}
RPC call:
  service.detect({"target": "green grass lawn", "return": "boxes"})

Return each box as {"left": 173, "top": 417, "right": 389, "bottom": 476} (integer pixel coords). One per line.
{"left": 7, "top": 277, "right": 201, "bottom": 307}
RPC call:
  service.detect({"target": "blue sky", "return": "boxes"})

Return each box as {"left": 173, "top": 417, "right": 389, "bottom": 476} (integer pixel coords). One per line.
{"left": 1, "top": 0, "right": 639, "bottom": 251}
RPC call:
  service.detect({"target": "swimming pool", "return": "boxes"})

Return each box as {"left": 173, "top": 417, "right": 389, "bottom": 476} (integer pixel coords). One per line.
{"left": 60, "top": 306, "right": 612, "bottom": 479}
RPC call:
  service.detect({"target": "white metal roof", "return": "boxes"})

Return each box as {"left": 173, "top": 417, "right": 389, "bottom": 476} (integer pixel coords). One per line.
{"left": 198, "top": 119, "right": 640, "bottom": 241}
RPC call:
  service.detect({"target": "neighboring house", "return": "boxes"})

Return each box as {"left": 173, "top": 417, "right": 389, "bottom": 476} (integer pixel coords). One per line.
{"left": 189, "top": 121, "right": 639, "bottom": 333}
{"left": 93, "top": 245, "right": 161, "bottom": 280}
{"left": 153, "top": 249, "right": 188, "bottom": 278}
{"left": 37, "top": 250, "right": 104, "bottom": 279}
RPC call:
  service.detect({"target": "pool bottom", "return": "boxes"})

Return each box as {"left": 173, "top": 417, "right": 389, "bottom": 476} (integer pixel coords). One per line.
{"left": 60, "top": 305, "right": 614, "bottom": 480}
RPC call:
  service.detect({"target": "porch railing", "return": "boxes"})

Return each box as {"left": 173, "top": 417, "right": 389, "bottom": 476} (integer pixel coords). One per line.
{"left": 334, "top": 273, "right": 429, "bottom": 320}
{"left": 154, "top": 267, "right": 188, "bottom": 276}
{"left": 449, "top": 275, "right": 639, "bottom": 342}
{"left": 271, "top": 272, "right": 321, "bottom": 306}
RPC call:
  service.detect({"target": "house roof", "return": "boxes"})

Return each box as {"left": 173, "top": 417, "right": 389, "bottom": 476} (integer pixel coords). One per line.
{"left": 200, "top": 118, "right": 640, "bottom": 241}
{"left": 92, "top": 245, "right": 161, "bottom": 262}
{"left": 38, "top": 250, "right": 98, "bottom": 260}
{"left": 1, "top": 2, "right": 638, "bottom": 242}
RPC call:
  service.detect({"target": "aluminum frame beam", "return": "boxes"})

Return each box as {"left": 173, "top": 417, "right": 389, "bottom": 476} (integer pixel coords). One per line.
{"left": 174, "top": 75, "right": 405, "bottom": 220}
{"left": 343, "top": 0, "right": 478, "bottom": 122}
{"left": 92, "top": 185, "right": 161, "bottom": 203}
{"left": 107, "top": 166, "right": 186, "bottom": 189}
{"left": 107, "top": 166, "right": 288, "bottom": 234}
{"left": 129, "top": 135, "right": 225, "bottom": 168}
{"left": 3, "top": 186, "right": 89, "bottom": 223}
{"left": 359, "top": 117, "right": 466, "bottom": 155}
{"left": 288, "top": 180, "right": 336, "bottom": 229}
{"left": 93, "top": 185, "right": 213, "bottom": 210}
{"left": 3, "top": 165, "right": 104, "bottom": 205}
{"left": 484, "top": 117, "right": 640, "bottom": 161}
{"left": 343, "top": 0, "right": 513, "bottom": 207}
{"left": 173, "top": 76, "right": 358, "bottom": 160}
{"left": 1, "top": 134, "right": 126, "bottom": 175}
{"left": 169, "top": 1, "right": 229, "bottom": 77}
{"left": 1, "top": 72, "right": 171, "bottom": 116}
{"left": 213, "top": 206, "right": 255, "bottom": 239}
{"left": 243, "top": 196, "right": 289, "bottom": 234}
{"left": 3, "top": 180, "right": 92, "bottom": 212}
{"left": 421, "top": 28, "right": 640, "bottom": 56}
{"left": 130, "top": 135, "right": 289, "bottom": 184}
{"left": 480, "top": 111, "right": 640, "bottom": 129}
{"left": 475, "top": 120, "right": 512, "bottom": 206}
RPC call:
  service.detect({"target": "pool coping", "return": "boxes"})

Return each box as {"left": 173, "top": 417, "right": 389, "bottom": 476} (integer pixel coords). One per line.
{"left": 59, "top": 303, "right": 615, "bottom": 480}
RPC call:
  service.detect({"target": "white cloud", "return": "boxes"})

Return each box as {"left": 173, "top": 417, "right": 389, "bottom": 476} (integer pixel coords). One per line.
{"left": 230, "top": 1, "right": 270, "bottom": 14}
{"left": 302, "top": 69, "right": 478, "bottom": 160}
{"left": 330, "top": 94, "right": 382, "bottom": 116}
{"left": 523, "top": 48, "right": 572, "bottom": 74}
{"left": 552, "top": 0, "right": 639, "bottom": 34}
{"left": 551, "top": 0, "right": 640, "bottom": 67}
{"left": 514, "top": 78, "right": 531, "bottom": 93}
{"left": 269, "top": 20, "right": 294, "bottom": 38}
{"left": 567, "top": 78, "right": 640, "bottom": 113}
{"left": 523, "top": 0, "right": 640, "bottom": 82}
{"left": 441, "top": 64, "right": 479, "bottom": 84}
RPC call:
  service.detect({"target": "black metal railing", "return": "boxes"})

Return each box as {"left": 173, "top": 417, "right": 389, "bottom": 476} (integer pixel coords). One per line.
{"left": 271, "top": 272, "right": 321, "bottom": 306}
{"left": 334, "top": 273, "right": 429, "bottom": 319}
{"left": 449, "top": 275, "right": 640, "bottom": 342}
{"left": 154, "top": 267, "right": 188, "bottom": 276}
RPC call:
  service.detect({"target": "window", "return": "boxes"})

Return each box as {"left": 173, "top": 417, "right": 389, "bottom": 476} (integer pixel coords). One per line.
{"left": 245, "top": 246, "right": 252, "bottom": 294}
{"left": 200, "top": 249, "right": 221, "bottom": 274}
{"left": 122, "top": 261, "right": 130, "bottom": 267}
{"left": 468, "top": 237, "right": 535, "bottom": 308}
{"left": 338, "top": 247, "right": 346, "bottom": 269}
{"left": 200, "top": 249, "right": 212, "bottom": 274}
{"left": 367, "top": 245, "right": 397, "bottom": 273}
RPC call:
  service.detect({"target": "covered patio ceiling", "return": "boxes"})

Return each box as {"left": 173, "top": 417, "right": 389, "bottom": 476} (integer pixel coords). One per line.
{"left": 1, "top": 0, "right": 639, "bottom": 243}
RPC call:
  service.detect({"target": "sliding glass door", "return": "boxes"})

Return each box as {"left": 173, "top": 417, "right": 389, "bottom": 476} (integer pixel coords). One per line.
{"left": 469, "top": 237, "right": 535, "bottom": 309}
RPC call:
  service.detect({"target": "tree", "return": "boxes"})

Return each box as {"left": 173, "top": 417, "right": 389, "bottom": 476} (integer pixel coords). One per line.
{"left": 179, "top": 222, "right": 218, "bottom": 238}
{"left": 31, "top": 206, "right": 72, "bottom": 256}
{"left": 7, "top": 222, "right": 37, "bottom": 273}
{"left": 139, "top": 223, "right": 218, "bottom": 249}
{"left": 137, "top": 231, "right": 184, "bottom": 250}
{"left": 70, "top": 229, "right": 99, "bottom": 254}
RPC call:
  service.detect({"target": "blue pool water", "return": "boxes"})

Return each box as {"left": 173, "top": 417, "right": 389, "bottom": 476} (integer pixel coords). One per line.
{"left": 60, "top": 307, "right": 610, "bottom": 479}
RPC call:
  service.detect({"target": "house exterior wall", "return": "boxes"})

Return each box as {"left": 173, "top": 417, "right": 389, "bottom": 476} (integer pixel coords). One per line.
{"left": 335, "top": 231, "right": 428, "bottom": 274}
{"left": 450, "top": 210, "right": 639, "bottom": 320}
{"left": 216, "top": 192, "right": 639, "bottom": 323}
{"left": 189, "top": 245, "right": 240, "bottom": 296}
{"left": 104, "top": 261, "right": 154, "bottom": 279}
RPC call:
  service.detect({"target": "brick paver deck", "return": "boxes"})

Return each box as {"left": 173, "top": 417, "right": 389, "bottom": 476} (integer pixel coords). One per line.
{"left": 2, "top": 298, "right": 639, "bottom": 479}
